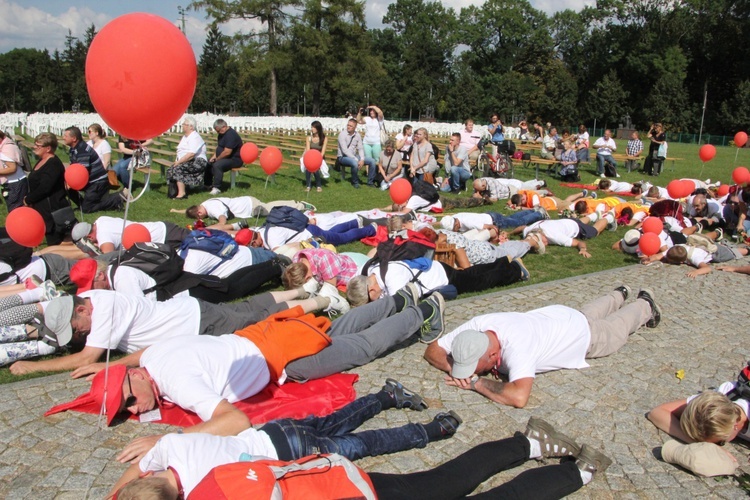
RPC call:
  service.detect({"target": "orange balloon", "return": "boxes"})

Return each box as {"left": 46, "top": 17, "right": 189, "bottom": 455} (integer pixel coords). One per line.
{"left": 638, "top": 232, "right": 661, "bottom": 256}
{"left": 698, "top": 144, "right": 716, "bottom": 162}
{"left": 86, "top": 14, "right": 196, "bottom": 141}
{"left": 389, "top": 178, "right": 412, "bottom": 205}
{"left": 122, "top": 223, "right": 151, "bottom": 250}
{"left": 240, "top": 143, "right": 259, "bottom": 164}
{"left": 259, "top": 147, "right": 283, "bottom": 175}
{"left": 717, "top": 184, "right": 731, "bottom": 197}
{"left": 303, "top": 150, "right": 323, "bottom": 173}
{"left": 733, "top": 167, "right": 750, "bottom": 185}
{"left": 6, "top": 207, "right": 45, "bottom": 247}
{"left": 641, "top": 217, "right": 663, "bottom": 235}
{"left": 735, "top": 132, "right": 748, "bottom": 148}
{"left": 65, "top": 163, "right": 89, "bottom": 190}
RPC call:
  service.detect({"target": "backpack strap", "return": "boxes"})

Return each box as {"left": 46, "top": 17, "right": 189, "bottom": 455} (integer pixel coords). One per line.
{"left": 218, "top": 201, "right": 235, "bottom": 220}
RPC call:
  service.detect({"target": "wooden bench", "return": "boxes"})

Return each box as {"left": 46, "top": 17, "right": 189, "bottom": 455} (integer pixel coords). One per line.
{"left": 229, "top": 167, "right": 248, "bottom": 189}
{"left": 522, "top": 156, "right": 558, "bottom": 178}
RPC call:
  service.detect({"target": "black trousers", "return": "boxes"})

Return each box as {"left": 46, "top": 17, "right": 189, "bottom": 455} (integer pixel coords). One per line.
{"left": 369, "top": 432, "right": 583, "bottom": 500}
{"left": 188, "top": 259, "right": 282, "bottom": 303}
{"left": 70, "top": 180, "right": 123, "bottom": 213}
{"left": 440, "top": 258, "right": 522, "bottom": 294}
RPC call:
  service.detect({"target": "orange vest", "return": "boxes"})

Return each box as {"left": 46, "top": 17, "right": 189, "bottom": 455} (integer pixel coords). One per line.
{"left": 189, "top": 453, "right": 377, "bottom": 500}
{"left": 614, "top": 202, "right": 649, "bottom": 218}
{"left": 519, "top": 190, "right": 556, "bottom": 210}
{"left": 234, "top": 306, "right": 332, "bottom": 383}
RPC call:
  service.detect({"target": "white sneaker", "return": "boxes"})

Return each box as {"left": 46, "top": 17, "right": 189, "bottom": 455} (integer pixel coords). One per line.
{"left": 600, "top": 173, "right": 606, "bottom": 178}
{"left": 318, "top": 282, "right": 350, "bottom": 318}
{"left": 302, "top": 278, "right": 321, "bottom": 297}
{"left": 209, "top": 187, "right": 222, "bottom": 195}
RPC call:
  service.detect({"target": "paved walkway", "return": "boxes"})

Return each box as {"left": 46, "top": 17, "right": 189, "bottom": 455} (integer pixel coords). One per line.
{"left": 1, "top": 261, "right": 750, "bottom": 498}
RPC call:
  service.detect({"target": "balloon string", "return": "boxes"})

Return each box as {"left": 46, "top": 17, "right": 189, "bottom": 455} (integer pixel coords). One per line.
{"left": 735, "top": 148, "right": 740, "bottom": 166}
{"left": 264, "top": 176, "right": 269, "bottom": 190}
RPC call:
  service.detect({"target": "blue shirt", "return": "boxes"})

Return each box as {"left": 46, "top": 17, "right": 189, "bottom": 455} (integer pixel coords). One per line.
{"left": 488, "top": 123, "right": 504, "bottom": 143}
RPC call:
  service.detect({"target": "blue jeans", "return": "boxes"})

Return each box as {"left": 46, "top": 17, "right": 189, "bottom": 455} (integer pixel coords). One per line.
{"left": 596, "top": 153, "right": 616, "bottom": 175}
{"left": 305, "top": 170, "right": 322, "bottom": 188}
{"left": 450, "top": 167, "right": 472, "bottom": 191}
{"left": 113, "top": 157, "right": 131, "bottom": 186}
{"left": 209, "top": 157, "right": 243, "bottom": 189}
{"left": 247, "top": 246, "right": 277, "bottom": 264}
{"left": 488, "top": 210, "right": 543, "bottom": 228}
{"left": 338, "top": 156, "right": 376, "bottom": 186}
{"left": 306, "top": 219, "right": 376, "bottom": 246}
{"left": 260, "top": 394, "right": 429, "bottom": 461}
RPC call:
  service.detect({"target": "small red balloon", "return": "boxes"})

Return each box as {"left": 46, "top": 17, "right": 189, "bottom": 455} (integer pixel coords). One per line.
{"left": 641, "top": 217, "right": 663, "bottom": 235}
{"left": 86, "top": 13, "right": 196, "bottom": 140}
{"left": 639, "top": 232, "right": 661, "bottom": 256}
{"left": 717, "top": 184, "right": 731, "bottom": 197}
{"left": 698, "top": 144, "right": 716, "bottom": 162}
{"left": 733, "top": 167, "right": 750, "bottom": 185}
{"left": 389, "top": 178, "right": 412, "bottom": 205}
{"left": 6, "top": 207, "right": 45, "bottom": 247}
{"left": 122, "top": 223, "right": 151, "bottom": 250}
{"left": 303, "top": 149, "right": 323, "bottom": 173}
{"left": 240, "top": 143, "right": 259, "bottom": 164}
{"left": 735, "top": 132, "right": 748, "bottom": 148}
{"left": 65, "top": 163, "right": 89, "bottom": 190}
{"left": 259, "top": 147, "right": 283, "bottom": 175}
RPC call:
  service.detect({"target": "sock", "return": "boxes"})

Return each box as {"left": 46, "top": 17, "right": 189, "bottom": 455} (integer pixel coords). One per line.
{"left": 526, "top": 436, "right": 542, "bottom": 459}
{"left": 37, "top": 340, "right": 57, "bottom": 356}
{"left": 295, "top": 287, "right": 309, "bottom": 299}
{"left": 393, "top": 293, "right": 406, "bottom": 312}
{"left": 417, "top": 301, "right": 433, "bottom": 320}
{"left": 423, "top": 420, "right": 446, "bottom": 441}
{"left": 588, "top": 212, "right": 600, "bottom": 223}
{"left": 312, "top": 296, "right": 330, "bottom": 310}
{"left": 604, "top": 212, "right": 615, "bottom": 224}
{"left": 18, "top": 289, "right": 44, "bottom": 304}
{"left": 231, "top": 222, "right": 241, "bottom": 231}
{"left": 375, "top": 390, "right": 395, "bottom": 410}
{"left": 579, "top": 470, "right": 593, "bottom": 485}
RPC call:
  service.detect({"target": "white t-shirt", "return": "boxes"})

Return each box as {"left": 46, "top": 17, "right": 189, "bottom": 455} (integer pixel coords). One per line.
{"left": 437, "top": 306, "right": 591, "bottom": 381}
{"left": 141, "top": 334, "right": 271, "bottom": 421}
{"left": 82, "top": 290, "right": 201, "bottom": 353}
{"left": 202, "top": 197, "right": 255, "bottom": 220}
{"left": 139, "top": 430, "right": 278, "bottom": 497}
{"left": 606, "top": 181, "right": 633, "bottom": 192}
{"left": 182, "top": 245, "right": 256, "bottom": 278}
{"left": 687, "top": 382, "right": 750, "bottom": 442}
{"left": 454, "top": 213, "right": 493, "bottom": 232}
{"left": 593, "top": 137, "right": 616, "bottom": 155}
{"left": 675, "top": 244, "right": 712, "bottom": 267}
{"left": 395, "top": 132, "right": 413, "bottom": 153}
{"left": 522, "top": 219, "right": 580, "bottom": 247}
{"left": 255, "top": 226, "right": 313, "bottom": 250}
{"left": 87, "top": 140, "right": 112, "bottom": 166}
{"left": 94, "top": 217, "right": 167, "bottom": 250}
{"left": 363, "top": 116, "right": 382, "bottom": 145}
{"left": 10, "top": 256, "right": 47, "bottom": 283}
{"left": 108, "top": 264, "right": 190, "bottom": 301}
{"left": 405, "top": 195, "right": 442, "bottom": 212}
{"left": 176, "top": 130, "right": 207, "bottom": 161}
{"left": 0, "top": 151, "right": 26, "bottom": 182}
{"left": 308, "top": 211, "right": 359, "bottom": 230}
{"left": 368, "top": 260, "right": 448, "bottom": 298}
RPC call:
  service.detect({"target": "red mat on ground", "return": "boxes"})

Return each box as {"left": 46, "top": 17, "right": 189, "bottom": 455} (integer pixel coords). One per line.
{"left": 45, "top": 373, "right": 358, "bottom": 427}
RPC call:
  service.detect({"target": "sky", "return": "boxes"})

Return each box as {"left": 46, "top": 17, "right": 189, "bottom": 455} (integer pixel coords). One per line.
{"left": 0, "top": 0, "right": 594, "bottom": 56}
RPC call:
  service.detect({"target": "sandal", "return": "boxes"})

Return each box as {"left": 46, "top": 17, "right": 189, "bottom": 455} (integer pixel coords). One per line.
{"left": 382, "top": 378, "right": 428, "bottom": 411}
{"left": 434, "top": 410, "right": 462, "bottom": 435}
{"left": 316, "top": 187, "right": 323, "bottom": 192}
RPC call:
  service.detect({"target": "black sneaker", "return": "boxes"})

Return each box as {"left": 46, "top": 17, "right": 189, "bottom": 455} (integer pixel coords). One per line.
{"left": 382, "top": 378, "right": 428, "bottom": 411}
{"left": 395, "top": 283, "right": 420, "bottom": 312}
{"left": 434, "top": 410, "right": 462, "bottom": 436}
{"left": 637, "top": 288, "right": 661, "bottom": 328}
{"left": 237, "top": 219, "right": 249, "bottom": 229}
{"left": 524, "top": 417, "right": 581, "bottom": 459}
{"left": 576, "top": 444, "right": 612, "bottom": 475}
{"left": 419, "top": 293, "right": 445, "bottom": 344}
{"left": 614, "top": 285, "right": 631, "bottom": 301}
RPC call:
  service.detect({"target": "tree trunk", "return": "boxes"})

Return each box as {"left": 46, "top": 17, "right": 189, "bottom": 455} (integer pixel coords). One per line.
{"left": 268, "top": 16, "right": 278, "bottom": 116}
{"left": 312, "top": 82, "right": 321, "bottom": 116}
{"left": 270, "top": 68, "right": 277, "bottom": 116}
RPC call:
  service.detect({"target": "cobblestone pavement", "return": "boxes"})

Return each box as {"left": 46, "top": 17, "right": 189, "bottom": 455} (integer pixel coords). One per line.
{"left": 2, "top": 261, "right": 750, "bottom": 498}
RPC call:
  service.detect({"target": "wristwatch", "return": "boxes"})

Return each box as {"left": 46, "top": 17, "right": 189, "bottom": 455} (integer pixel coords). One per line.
{"left": 470, "top": 375, "right": 480, "bottom": 391}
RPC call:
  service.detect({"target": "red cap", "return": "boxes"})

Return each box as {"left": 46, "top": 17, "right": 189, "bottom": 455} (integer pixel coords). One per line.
{"left": 90, "top": 365, "right": 127, "bottom": 426}
{"left": 234, "top": 228, "right": 256, "bottom": 246}
{"left": 69, "top": 259, "right": 99, "bottom": 293}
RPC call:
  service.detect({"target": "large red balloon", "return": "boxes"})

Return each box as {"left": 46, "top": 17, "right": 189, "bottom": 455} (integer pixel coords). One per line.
{"left": 6, "top": 207, "right": 45, "bottom": 247}
{"left": 303, "top": 149, "right": 323, "bottom": 173}
{"left": 641, "top": 217, "right": 663, "bottom": 235}
{"left": 389, "top": 178, "right": 412, "bottom": 205}
{"left": 240, "top": 143, "right": 259, "bottom": 164}
{"left": 65, "top": 163, "right": 89, "bottom": 190}
{"left": 122, "top": 223, "right": 151, "bottom": 250}
{"left": 735, "top": 132, "right": 748, "bottom": 148}
{"left": 86, "top": 13, "right": 197, "bottom": 141}
{"left": 733, "top": 167, "right": 750, "bottom": 185}
{"left": 717, "top": 184, "right": 731, "bottom": 197}
{"left": 666, "top": 180, "right": 683, "bottom": 199}
{"left": 259, "top": 147, "right": 283, "bottom": 175}
{"left": 680, "top": 179, "right": 696, "bottom": 197}
{"left": 638, "top": 232, "right": 661, "bottom": 256}
{"left": 698, "top": 144, "right": 716, "bottom": 162}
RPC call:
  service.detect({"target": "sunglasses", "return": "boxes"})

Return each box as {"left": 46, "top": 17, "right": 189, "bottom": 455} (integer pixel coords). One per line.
{"left": 124, "top": 372, "right": 137, "bottom": 408}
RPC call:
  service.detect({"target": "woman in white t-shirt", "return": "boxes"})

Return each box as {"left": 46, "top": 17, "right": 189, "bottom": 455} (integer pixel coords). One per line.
{"left": 357, "top": 105, "right": 385, "bottom": 162}
{"left": 395, "top": 124, "right": 414, "bottom": 162}
{"left": 167, "top": 115, "right": 207, "bottom": 200}
{"left": 86, "top": 123, "right": 111, "bottom": 168}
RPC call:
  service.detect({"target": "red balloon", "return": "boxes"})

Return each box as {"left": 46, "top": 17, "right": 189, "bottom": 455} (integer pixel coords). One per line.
{"left": 733, "top": 167, "right": 750, "bottom": 185}
{"left": 389, "top": 178, "right": 412, "bottom": 205}
{"left": 65, "top": 163, "right": 89, "bottom": 190}
{"left": 698, "top": 144, "right": 716, "bottom": 162}
{"left": 666, "top": 180, "right": 683, "bottom": 199}
{"left": 638, "top": 232, "right": 661, "bottom": 256}
{"left": 735, "top": 132, "right": 748, "bottom": 148}
{"left": 259, "top": 147, "right": 283, "bottom": 175}
{"left": 641, "top": 217, "right": 663, "bottom": 235}
{"left": 122, "top": 223, "right": 151, "bottom": 250}
{"left": 6, "top": 207, "right": 45, "bottom": 247}
{"left": 717, "top": 184, "right": 731, "bottom": 197}
{"left": 240, "top": 143, "right": 259, "bottom": 164}
{"left": 680, "top": 179, "right": 696, "bottom": 197}
{"left": 303, "top": 149, "right": 323, "bottom": 173}
{"left": 86, "top": 13, "right": 196, "bottom": 141}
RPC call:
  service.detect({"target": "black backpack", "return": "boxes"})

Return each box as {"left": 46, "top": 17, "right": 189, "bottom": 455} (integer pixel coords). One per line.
{"left": 431, "top": 142, "right": 440, "bottom": 165}
{"left": 726, "top": 362, "right": 750, "bottom": 401}
{"left": 412, "top": 179, "right": 439, "bottom": 204}
{"left": 110, "top": 242, "right": 185, "bottom": 294}
{"left": 0, "top": 227, "right": 33, "bottom": 283}
{"left": 362, "top": 230, "right": 436, "bottom": 284}
{"left": 263, "top": 206, "right": 309, "bottom": 246}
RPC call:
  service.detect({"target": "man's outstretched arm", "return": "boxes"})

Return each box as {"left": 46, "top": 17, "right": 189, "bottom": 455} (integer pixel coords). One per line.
{"left": 10, "top": 346, "right": 105, "bottom": 375}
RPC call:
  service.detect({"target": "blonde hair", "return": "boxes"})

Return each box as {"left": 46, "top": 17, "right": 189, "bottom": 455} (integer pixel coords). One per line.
{"left": 346, "top": 275, "right": 369, "bottom": 307}
{"left": 35, "top": 132, "right": 58, "bottom": 152}
{"left": 117, "top": 476, "right": 178, "bottom": 500}
{"left": 282, "top": 262, "right": 308, "bottom": 289}
{"left": 680, "top": 392, "right": 742, "bottom": 443}
{"left": 416, "top": 127, "right": 429, "bottom": 141}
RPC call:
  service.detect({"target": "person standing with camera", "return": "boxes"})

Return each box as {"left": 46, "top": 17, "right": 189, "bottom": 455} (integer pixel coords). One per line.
{"left": 356, "top": 105, "right": 385, "bottom": 164}
{"left": 644, "top": 123, "right": 666, "bottom": 176}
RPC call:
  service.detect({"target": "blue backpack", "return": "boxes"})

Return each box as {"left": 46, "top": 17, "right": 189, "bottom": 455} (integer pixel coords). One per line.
{"left": 179, "top": 229, "right": 238, "bottom": 274}
{"left": 262, "top": 206, "right": 309, "bottom": 245}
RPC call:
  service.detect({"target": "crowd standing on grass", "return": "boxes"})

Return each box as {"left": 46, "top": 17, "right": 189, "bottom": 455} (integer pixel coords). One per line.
{"left": 2, "top": 111, "right": 750, "bottom": 497}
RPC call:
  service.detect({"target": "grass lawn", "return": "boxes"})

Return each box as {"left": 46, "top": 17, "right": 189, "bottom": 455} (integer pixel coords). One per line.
{"left": 1, "top": 135, "right": 747, "bottom": 384}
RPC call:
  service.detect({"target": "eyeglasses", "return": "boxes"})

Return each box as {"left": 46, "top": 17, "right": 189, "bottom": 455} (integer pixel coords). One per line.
{"left": 124, "top": 372, "right": 137, "bottom": 408}
{"left": 33, "top": 143, "right": 45, "bottom": 149}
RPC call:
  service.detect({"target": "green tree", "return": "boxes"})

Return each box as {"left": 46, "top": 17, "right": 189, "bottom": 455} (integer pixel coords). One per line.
{"left": 193, "top": 25, "right": 239, "bottom": 113}
{"left": 584, "top": 70, "right": 629, "bottom": 129}
{"left": 0, "top": 48, "right": 56, "bottom": 112}
{"left": 716, "top": 80, "right": 750, "bottom": 133}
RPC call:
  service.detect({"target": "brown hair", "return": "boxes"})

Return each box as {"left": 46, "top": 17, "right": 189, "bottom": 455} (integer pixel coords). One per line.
{"left": 281, "top": 262, "right": 308, "bottom": 289}
{"left": 35, "top": 132, "right": 58, "bottom": 152}
{"left": 665, "top": 246, "right": 688, "bottom": 264}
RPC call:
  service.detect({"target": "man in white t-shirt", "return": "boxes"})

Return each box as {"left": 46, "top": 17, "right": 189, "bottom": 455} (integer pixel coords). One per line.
{"left": 180, "top": 196, "right": 313, "bottom": 231}
{"left": 593, "top": 129, "right": 617, "bottom": 178}
{"left": 445, "top": 133, "right": 472, "bottom": 193}
{"left": 472, "top": 177, "right": 545, "bottom": 203}
{"left": 459, "top": 119, "right": 483, "bottom": 163}
{"left": 249, "top": 219, "right": 376, "bottom": 251}
{"left": 70, "top": 217, "right": 190, "bottom": 254}
{"left": 518, "top": 218, "right": 610, "bottom": 258}
{"left": 441, "top": 209, "right": 546, "bottom": 234}
{"left": 424, "top": 286, "right": 661, "bottom": 407}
